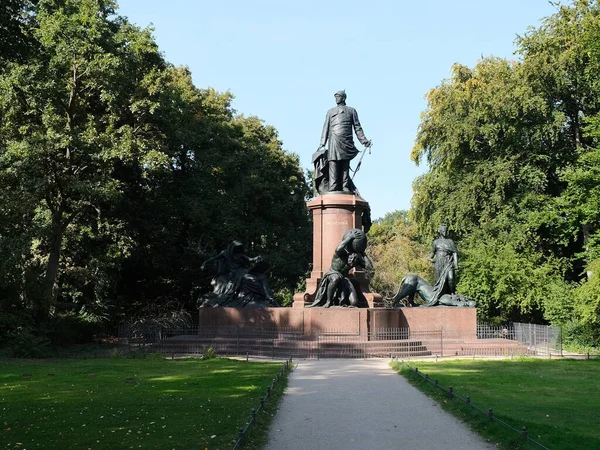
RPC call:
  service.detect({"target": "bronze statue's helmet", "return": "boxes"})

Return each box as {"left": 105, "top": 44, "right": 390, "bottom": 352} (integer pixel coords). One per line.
{"left": 334, "top": 90, "right": 347, "bottom": 100}
{"left": 439, "top": 224, "right": 448, "bottom": 236}
{"left": 230, "top": 240, "right": 245, "bottom": 253}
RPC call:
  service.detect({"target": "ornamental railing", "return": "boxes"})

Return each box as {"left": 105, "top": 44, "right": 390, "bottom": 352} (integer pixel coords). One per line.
{"left": 118, "top": 322, "right": 562, "bottom": 359}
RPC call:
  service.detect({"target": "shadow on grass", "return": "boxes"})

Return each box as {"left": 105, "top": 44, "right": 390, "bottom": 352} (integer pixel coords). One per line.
{"left": 0, "top": 357, "right": 285, "bottom": 450}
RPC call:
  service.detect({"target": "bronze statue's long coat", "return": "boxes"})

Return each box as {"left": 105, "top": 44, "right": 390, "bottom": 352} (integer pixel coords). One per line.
{"left": 319, "top": 105, "right": 369, "bottom": 161}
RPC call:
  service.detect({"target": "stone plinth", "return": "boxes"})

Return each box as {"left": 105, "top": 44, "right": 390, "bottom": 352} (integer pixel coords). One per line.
{"left": 199, "top": 307, "right": 368, "bottom": 335}
{"left": 198, "top": 307, "right": 305, "bottom": 330}
{"left": 293, "top": 194, "right": 382, "bottom": 308}
{"left": 369, "top": 307, "right": 478, "bottom": 338}
{"left": 307, "top": 194, "right": 368, "bottom": 279}
{"left": 198, "top": 307, "right": 476, "bottom": 337}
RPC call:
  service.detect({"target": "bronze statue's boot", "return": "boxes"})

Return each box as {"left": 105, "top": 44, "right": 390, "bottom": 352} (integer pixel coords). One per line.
{"left": 341, "top": 162, "right": 352, "bottom": 192}
{"left": 328, "top": 161, "right": 341, "bottom": 191}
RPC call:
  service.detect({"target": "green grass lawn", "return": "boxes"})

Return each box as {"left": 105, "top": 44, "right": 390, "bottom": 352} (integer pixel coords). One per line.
{"left": 392, "top": 358, "right": 600, "bottom": 450}
{"left": 0, "top": 357, "right": 287, "bottom": 450}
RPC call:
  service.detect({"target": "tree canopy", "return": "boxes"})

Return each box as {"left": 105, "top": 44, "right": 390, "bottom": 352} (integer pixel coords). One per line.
{"left": 5, "top": 0, "right": 600, "bottom": 351}
{"left": 411, "top": 0, "right": 600, "bottom": 337}
{"left": 0, "top": 0, "right": 310, "bottom": 343}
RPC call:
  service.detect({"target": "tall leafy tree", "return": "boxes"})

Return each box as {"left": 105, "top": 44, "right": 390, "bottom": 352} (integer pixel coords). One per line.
{"left": 516, "top": 0, "right": 600, "bottom": 268}
{"left": 410, "top": 37, "right": 574, "bottom": 322}
{"left": 115, "top": 79, "right": 311, "bottom": 314}
{"left": 0, "top": 0, "right": 314, "bottom": 340}
{"left": 0, "top": 0, "right": 173, "bottom": 325}
{"left": 411, "top": 58, "right": 567, "bottom": 240}
{"left": 0, "top": 0, "right": 38, "bottom": 63}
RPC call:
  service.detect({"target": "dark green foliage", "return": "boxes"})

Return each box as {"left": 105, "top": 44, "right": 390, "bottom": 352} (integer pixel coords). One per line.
{"left": 0, "top": 0, "right": 310, "bottom": 340}
{"left": 565, "top": 259, "right": 600, "bottom": 346}
{"left": 410, "top": 1, "right": 600, "bottom": 338}
{"left": 3, "top": 330, "right": 51, "bottom": 358}
{"left": 46, "top": 313, "right": 101, "bottom": 347}
{"left": 368, "top": 210, "right": 432, "bottom": 302}
{"left": 563, "top": 320, "right": 600, "bottom": 349}
{"left": 0, "top": 0, "right": 38, "bottom": 63}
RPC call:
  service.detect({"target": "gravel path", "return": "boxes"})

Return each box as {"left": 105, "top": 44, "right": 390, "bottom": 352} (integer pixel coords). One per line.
{"left": 263, "top": 359, "right": 495, "bottom": 450}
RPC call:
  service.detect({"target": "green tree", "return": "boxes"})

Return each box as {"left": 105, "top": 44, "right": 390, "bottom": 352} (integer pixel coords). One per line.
{"left": 410, "top": 20, "right": 582, "bottom": 321}
{"left": 0, "top": 0, "right": 312, "bottom": 339}
{"left": 368, "top": 211, "right": 431, "bottom": 302}
{"left": 112, "top": 73, "right": 311, "bottom": 313}
{"left": 569, "top": 259, "right": 600, "bottom": 346}
{"left": 457, "top": 229, "right": 572, "bottom": 323}
{"left": 516, "top": 0, "right": 600, "bottom": 269}
{"left": 0, "top": 0, "right": 38, "bottom": 63}
{"left": 411, "top": 57, "right": 568, "bottom": 241}
{"left": 0, "top": 0, "right": 173, "bottom": 325}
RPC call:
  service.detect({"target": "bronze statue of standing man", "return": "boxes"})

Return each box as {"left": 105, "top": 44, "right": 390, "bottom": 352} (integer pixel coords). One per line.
{"left": 313, "top": 90, "right": 372, "bottom": 194}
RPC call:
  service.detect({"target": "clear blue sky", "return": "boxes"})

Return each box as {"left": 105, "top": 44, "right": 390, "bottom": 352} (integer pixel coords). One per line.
{"left": 117, "top": 0, "right": 560, "bottom": 220}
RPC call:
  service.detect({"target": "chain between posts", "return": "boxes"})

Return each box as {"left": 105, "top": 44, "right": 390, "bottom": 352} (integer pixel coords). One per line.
{"left": 232, "top": 357, "right": 293, "bottom": 450}
{"left": 403, "top": 363, "right": 548, "bottom": 450}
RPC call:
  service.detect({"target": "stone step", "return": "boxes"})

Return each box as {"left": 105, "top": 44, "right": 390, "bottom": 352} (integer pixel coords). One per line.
{"left": 152, "top": 335, "right": 536, "bottom": 358}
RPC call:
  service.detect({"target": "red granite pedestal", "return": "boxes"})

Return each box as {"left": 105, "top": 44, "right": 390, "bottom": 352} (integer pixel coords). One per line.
{"left": 293, "top": 194, "right": 383, "bottom": 308}
{"left": 198, "top": 307, "right": 477, "bottom": 337}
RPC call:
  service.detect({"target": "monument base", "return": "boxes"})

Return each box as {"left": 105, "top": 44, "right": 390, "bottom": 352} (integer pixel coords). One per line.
{"left": 198, "top": 307, "right": 476, "bottom": 337}
{"left": 154, "top": 307, "right": 535, "bottom": 357}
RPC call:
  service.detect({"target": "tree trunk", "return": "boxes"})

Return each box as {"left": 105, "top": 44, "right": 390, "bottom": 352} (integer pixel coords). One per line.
{"left": 38, "top": 205, "right": 64, "bottom": 327}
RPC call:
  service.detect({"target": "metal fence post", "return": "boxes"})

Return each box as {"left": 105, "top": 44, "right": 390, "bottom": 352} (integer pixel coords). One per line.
{"left": 560, "top": 326, "right": 563, "bottom": 357}
{"left": 317, "top": 335, "right": 320, "bottom": 360}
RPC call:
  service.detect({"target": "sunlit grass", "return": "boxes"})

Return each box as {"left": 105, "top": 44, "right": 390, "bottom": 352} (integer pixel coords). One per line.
{"left": 392, "top": 358, "right": 600, "bottom": 449}
{"left": 0, "top": 357, "right": 286, "bottom": 450}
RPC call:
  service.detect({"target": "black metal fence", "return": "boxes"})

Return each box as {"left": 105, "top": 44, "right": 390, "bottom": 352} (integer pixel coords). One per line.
{"left": 513, "top": 322, "right": 562, "bottom": 357}
{"left": 232, "top": 357, "right": 292, "bottom": 450}
{"left": 118, "top": 322, "right": 562, "bottom": 359}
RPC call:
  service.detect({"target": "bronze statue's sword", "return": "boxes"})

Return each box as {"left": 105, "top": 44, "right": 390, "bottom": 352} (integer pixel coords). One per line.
{"left": 351, "top": 144, "right": 372, "bottom": 180}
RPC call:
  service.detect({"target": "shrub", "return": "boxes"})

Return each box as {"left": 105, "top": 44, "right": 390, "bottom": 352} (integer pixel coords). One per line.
{"left": 6, "top": 329, "right": 51, "bottom": 358}
{"left": 0, "top": 310, "right": 34, "bottom": 347}
{"left": 46, "top": 313, "right": 100, "bottom": 347}
{"left": 202, "top": 346, "right": 217, "bottom": 359}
